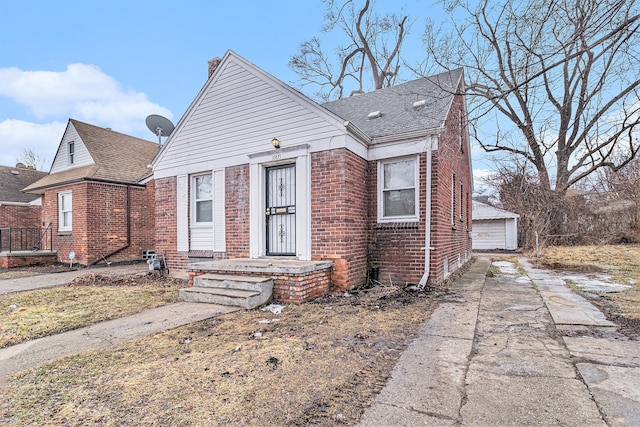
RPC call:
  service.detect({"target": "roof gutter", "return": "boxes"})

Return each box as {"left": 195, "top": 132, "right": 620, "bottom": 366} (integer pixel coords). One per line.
{"left": 24, "top": 177, "right": 147, "bottom": 195}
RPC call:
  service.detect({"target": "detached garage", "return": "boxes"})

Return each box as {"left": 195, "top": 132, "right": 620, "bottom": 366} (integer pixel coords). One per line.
{"left": 472, "top": 201, "right": 519, "bottom": 250}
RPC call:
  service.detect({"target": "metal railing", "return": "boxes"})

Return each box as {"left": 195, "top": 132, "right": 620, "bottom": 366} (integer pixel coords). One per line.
{"left": 0, "top": 225, "right": 53, "bottom": 253}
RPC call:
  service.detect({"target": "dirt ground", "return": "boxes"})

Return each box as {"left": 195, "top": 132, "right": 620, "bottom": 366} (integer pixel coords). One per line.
{"left": 0, "top": 266, "right": 451, "bottom": 426}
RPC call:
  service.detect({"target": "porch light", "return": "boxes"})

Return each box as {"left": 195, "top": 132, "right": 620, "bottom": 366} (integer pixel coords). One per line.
{"left": 271, "top": 137, "right": 280, "bottom": 149}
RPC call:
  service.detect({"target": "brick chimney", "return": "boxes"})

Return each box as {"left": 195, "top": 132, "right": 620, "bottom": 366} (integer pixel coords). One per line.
{"left": 208, "top": 57, "right": 222, "bottom": 79}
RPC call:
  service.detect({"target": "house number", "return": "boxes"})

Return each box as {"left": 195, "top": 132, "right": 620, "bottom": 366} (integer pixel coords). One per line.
{"left": 272, "top": 154, "right": 281, "bottom": 160}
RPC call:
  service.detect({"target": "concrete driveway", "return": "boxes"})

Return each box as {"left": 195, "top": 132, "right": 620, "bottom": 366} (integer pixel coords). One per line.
{"left": 359, "top": 255, "right": 640, "bottom": 426}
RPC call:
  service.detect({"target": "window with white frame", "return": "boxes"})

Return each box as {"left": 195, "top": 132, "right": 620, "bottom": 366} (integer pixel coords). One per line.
{"left": 68, "top": 141, "right": 75, "bottom": 165}
{"left": 192, "top": 173, "right": 213, "bottom": 223}
{"left": 58, "top": 191, "right": 72, "bottom": 231}
{"left": 378, "top": 156, "right": 419, "bottom": 221}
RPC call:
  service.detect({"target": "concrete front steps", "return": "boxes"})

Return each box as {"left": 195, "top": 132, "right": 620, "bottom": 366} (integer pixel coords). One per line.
{"left": 179, "top": 273, "right": 273, "bottom": 309}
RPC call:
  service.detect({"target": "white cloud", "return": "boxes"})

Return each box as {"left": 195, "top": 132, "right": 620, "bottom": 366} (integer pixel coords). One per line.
{"left": 0, "top": 63, "right": 172, "bottom": 133}
{"left": 0, "top": 119, "right": 66, "bottom": 170}
{"left": 0, "top": 63, "right": 174, "bottom": 168}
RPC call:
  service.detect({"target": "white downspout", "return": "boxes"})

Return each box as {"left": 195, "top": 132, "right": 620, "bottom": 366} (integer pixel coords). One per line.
{"left": 419, "top": 143, "right": 433, "bottom": 287}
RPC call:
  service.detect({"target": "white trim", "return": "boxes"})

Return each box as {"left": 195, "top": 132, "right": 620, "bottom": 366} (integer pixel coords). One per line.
{"left": 57, "top": 190, "right": 72, "bottom": 232}
{"left": 176, "top": 175, "right": 189, "bottom": 252}
{"left": 249, "top": 144, "right": 311, "bottom": 260}
{"left": 377, "top": 155, "right": 420, "bottom": 223}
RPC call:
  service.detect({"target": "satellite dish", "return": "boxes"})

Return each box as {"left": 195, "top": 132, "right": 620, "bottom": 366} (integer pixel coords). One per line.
{"left": 145, "top": 114, "right": 175, "bottom": 144}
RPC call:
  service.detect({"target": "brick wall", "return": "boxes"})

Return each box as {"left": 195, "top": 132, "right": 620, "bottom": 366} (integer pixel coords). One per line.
{"left": 155, "top": 176, "right": 188, "bottom": 274}
{"left": 41, "top": 181, "right": 156, "bottom": 266}
{"left": 428, "top": 93, "right": 473, "bottom": 283}
{"left": 225, "top": 164, "right": 250, "bottom": 257}
{"left": 368, "top": 153, "right": 428, "bottom": 285}
{"left": 368, "top": 93, "right": 473, "bottom": 286}
{"left": 0, "top": 204, "right": 41, "bottom": 229}
{"left": 311, "top": 148, "right": 369, "bottom": 291}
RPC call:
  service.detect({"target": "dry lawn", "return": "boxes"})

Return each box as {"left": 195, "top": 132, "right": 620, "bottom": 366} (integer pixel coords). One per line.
{"left": 0, "top": 284, "right": 444, "bottom": 426}
{"left": 538, "top": 244, "right": 640, "bottom": 319}
{"left": 0, "top": 273, "right": 183, "bottom": 348}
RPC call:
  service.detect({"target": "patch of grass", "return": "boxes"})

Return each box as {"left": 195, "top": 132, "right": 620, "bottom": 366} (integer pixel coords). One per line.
{"left": 0, "top": 273, "right": 182, "bottom": 348}
{"left": 0, "top": 286, "right": 442, "bottom": 426}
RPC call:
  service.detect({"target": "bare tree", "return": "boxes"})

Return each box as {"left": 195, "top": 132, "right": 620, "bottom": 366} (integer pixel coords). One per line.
{"left": 289, "top": 0, "right": 409, "bottom": 101}
{"left": 17, "top": 148, "right": 48, "bottom": 171}
{"left": 424, "top": 0, "right": 640, "bottom": 195}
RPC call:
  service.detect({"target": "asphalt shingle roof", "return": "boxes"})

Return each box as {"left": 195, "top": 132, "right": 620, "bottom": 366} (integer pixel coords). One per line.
{"left": 0, "top": 165, "right": 47, "bottom": 203}
{"left": 24, "top": 119, "right": 160, "bottom": 193}
{"left": 322, "top": 68, "right": 463, "bottom": 141}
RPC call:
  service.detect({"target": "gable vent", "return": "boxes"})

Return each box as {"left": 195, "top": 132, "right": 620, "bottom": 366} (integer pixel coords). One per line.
{"left": 367, "top": 111, "right": 382, "bottom": 119}
{"left": 413, "top": 100, "right": 427, "bottom": 108}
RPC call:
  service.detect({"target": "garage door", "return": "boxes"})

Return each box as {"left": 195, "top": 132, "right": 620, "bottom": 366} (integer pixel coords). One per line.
{"left": 472, "top": 220, "right": 507, "bottom": 250}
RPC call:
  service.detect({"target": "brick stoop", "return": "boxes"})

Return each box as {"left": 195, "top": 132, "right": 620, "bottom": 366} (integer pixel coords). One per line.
{"left": 179, "top": 273, "right": 273, "bottom": 309}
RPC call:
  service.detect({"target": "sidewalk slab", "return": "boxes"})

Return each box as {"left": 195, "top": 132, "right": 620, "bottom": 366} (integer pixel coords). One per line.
{"left": 519, "top": 258, "right": 616, "bottom": 327}
{"left": 576, "top": 363, "right": 640, "bottom": 427}
{"left": 461, "top": 373, "right": 606, "bottom": 426}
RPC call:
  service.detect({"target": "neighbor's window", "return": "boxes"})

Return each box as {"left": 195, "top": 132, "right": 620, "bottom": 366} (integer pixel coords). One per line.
{"left": 193, "top": 173, "right": 213, "bottom": 223}
{"left": 378, "top": 156, "right": 419, "bottom": 221}
{"left": 68, "top": 141, "right": 75, "bottom": 165}
{"left": 58, "top": 191, "right": 72, "bottom": 232}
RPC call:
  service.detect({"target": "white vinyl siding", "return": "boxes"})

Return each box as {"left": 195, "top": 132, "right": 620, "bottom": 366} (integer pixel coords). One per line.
{"left": 58, "top": 191, "right": 72, "bottom": 232}
{"left": 378, "top": 156, "right": 419, "bottom": 222}
{"left": 50, "top": 123, "right": 94, "bottom": 173}
{"left": 189, "top": 170, "right": 225, "bottom": 251}
{"left": 153, "top": 58, "right": 344, "bottom": 175}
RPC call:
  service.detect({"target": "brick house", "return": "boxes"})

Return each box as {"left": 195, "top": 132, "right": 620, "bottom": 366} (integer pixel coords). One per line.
{"left": 152, "top": 51, "right": 473, "bottom": 302}
{"left": 0, "top": 163, "right": 46, "bottom": 229}
{"left": 23, "top": 119, "right": 159, "bottom": 266}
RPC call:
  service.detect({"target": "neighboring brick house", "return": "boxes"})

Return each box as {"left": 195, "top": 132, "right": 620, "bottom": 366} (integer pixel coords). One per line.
{"left": 152, "top": 51, "right": 473, "bottom": 300}
{"left": 23, "top": 119, "right": 159, "bottom": 266}
{"left": 0, "top": 164, "right": 46, "bottom": 229}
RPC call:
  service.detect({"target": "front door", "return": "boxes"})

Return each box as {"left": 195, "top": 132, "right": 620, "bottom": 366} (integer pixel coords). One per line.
{"left": 266, "top": 164, "right": 296, "bottom": 256}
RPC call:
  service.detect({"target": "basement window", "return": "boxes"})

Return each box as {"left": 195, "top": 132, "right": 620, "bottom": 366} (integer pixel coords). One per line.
{"left": 378, "top": 156, "right": 419, "bottom": 222}
{"left": 58, "top": 191, "right": 72, "bottom": 232}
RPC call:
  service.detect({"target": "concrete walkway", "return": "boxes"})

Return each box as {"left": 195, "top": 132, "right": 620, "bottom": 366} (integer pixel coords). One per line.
{"left": 0, "top": 263, "right": 151, "bottom": 294}
{"left": 358, "top": 255, "right": 640, "bottom": 426}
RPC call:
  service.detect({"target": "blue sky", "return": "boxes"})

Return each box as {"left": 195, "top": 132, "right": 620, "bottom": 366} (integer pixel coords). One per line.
{"left": 0, "top": 0, "right": 493, "bottom": 187}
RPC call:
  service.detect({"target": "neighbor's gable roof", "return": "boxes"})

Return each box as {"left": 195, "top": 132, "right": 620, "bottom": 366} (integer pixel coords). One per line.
{"left": 322, "top": 68, "right": 464, "bottom": 142}
{"left": 0, "top": 165, "right": 47, "bottom": 203}
{"left": 472, "top": 200, "right": 520, "bottom": 220}
{"left": 24, "top": 119, "right": 159, "bottom": 194}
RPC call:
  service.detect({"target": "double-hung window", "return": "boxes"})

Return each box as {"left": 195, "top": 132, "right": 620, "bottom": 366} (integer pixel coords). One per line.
{"left": 378, "top": 156, "right": 419, "bottom": 222}
{"left": 68, "top": 141, "right": 75, "bottom": 165}
{"left": 58, "top": 191, "right": 72, "bottom": 232}
{"left": 193, "top": 174, "right": 213, "bottom": 223}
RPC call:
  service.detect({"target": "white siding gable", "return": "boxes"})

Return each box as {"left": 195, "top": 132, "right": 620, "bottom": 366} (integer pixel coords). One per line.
{"left": 50, "top": 122, "right": 94, "bottom": 173}
{"left": 153, "top": 52, "right": 348, "bottom": 178}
